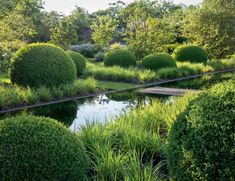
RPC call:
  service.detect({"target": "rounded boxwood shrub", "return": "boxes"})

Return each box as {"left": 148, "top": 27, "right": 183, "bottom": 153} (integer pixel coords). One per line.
{"left": 10, "top": 43, "right": 76, "bottom": 87}
{"left": 67, "top": 51, "right": 86, "bottom": 76}
{"left": 173, "top": 45, "right": 208, "bottom": 63}
{"left": 104, "top": 49, "right": 136, "bottom": 68}
{"left": 167, "top": 81, "right": 235, "bottom": 180}
{"left": 141, "top": 53, "right": 177, "bottom": 71}
{"left": 0, "top": 115, "right": 89, "bottom": 180}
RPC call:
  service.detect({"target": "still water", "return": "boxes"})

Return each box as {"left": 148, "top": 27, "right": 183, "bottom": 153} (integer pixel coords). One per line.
{"left": 0, "top": 91, "right": 170, "bottom": 131}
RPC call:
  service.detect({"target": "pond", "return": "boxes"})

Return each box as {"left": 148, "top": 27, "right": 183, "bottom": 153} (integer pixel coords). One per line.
{"left": 0, "top": 91, "right": 171, "bottom": 131}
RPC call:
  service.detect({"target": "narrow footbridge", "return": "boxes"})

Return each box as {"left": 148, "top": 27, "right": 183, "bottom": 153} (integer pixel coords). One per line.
{"left": 137, "top": 87, "right": 200, "bottom": 96}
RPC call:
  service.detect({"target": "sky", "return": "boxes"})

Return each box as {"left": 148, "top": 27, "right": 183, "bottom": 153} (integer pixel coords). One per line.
{"left": 43, "top": 0, "right": 203, "bottom": 15}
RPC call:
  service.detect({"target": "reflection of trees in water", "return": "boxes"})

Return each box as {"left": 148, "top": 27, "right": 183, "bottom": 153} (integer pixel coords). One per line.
{"left": 31, "top": 101, "right": 79, "bottom": 127}
{"left": 97, "top": 94, "right": 110, "bottom": 105}
{"left": 0, "top": 93, "right": 170, "bottom": 126}
{"left": 31, "top": 97, "right": 97, "bottom": 127}
{"left": 106, "top": 91, "right": 170, "bottom": 108}
{"left": 0, "top": 103, "right": 79, "bottom": 127}
{"left": 105, "top": 91, "right": 166, "bottom": 110}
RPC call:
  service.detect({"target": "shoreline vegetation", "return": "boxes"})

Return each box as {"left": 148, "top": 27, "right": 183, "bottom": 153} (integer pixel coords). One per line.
{"left": 0, "top": 68, "right": 234, "bottom": 113}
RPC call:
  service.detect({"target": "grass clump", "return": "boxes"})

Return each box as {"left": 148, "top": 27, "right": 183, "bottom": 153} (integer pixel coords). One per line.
{"left": 208, "top": 58, "right": 235, "bottom": 70}
{"left": 79, "top": 93, "right": 195, "bottom": 180}
{"left": 0, "top": 115, "right": 89, "bottom": 180}
{"left": 84, "top": 64, "right": 157, "bottom": 83}
{"left": 0, "top": 78, "right": 97, "bottom": 110}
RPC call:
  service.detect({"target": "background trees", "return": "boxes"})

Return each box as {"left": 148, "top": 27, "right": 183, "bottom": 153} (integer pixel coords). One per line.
{"left": 183, "top": 0, "right": 235, "bottom": 58}
{"left": 1, "top": 0, "right": 234, "bottom": 72}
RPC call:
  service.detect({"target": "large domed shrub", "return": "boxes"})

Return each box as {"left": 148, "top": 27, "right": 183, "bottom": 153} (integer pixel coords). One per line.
{"left": 104, "top": 49, "right": 136, "bottom": 68}
{"left": 141, "top": 53, "right": 176, "bottom": 71}
{"left": 67, "top": 51, "right": 86, "bottom": 76}
{"left": 167, "top": 81, "right": 235, "bottom": 180}
{"left": 10, "top": 43, "right": 76, "bottom": 87}
{"left": 0, "top": 115, "right": 89, "bottom": 180}
{"left": 173, "top": 45, "right": 208, "bottom": 63}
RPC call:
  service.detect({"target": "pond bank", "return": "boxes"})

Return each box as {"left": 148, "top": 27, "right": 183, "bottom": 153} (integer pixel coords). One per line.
{"left": 0, "top": 68, "right": 234, "bottom": 114}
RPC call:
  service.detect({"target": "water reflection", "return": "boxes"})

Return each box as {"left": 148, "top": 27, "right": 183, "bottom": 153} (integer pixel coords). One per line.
{"left": 0, "top": 91, "right": 170, "bottom": 131}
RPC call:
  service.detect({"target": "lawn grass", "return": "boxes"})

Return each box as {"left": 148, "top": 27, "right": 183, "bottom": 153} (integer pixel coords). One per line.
{"left": 97, "top": 81, "right": 139, "bottom": 90}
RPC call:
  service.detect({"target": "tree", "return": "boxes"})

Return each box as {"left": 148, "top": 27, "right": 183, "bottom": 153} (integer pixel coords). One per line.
{"left": 183, "top": 0, "right": 235, "bottom": 58}
{"left": 50, "top": 17, "right": 78, "bottom": 49}
{"left": 91, "top": 16, "right": 117, "bottom": 47}
{"left": 70, "top": 7, "right": 91, "bottom": 43}
{"left": 36, "top": 11, "right": 62, "bottom": 42}
{"left": 50, "top": 7, "right": 91, "bottom": 49}
{"left": 0, "top": 0, "right": 43, "bottom": 41}
{"left": 0, "top": 12, "right": 36, "bottom": 42}
{"left": 125, "top": 1, "right": 176, "bottom": 59}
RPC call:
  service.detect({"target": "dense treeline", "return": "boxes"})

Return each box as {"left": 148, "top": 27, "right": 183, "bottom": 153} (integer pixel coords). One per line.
{"left": 0, "top": 0, "right": 234, "bottom": 72}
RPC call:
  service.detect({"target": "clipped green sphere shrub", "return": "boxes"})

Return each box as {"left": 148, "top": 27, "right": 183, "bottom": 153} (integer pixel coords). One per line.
{"left": 10, "top": 43, "right": 76, "bottom": 87}
{"left": 173, "top": 45, "right": 208, "bottom": 63}
{"left": 167, "top": 81, "right": 235, "bottom": 180}
{"left": 67, "top": 51, "right": 86, "bottom": 76}
{"left": 141, "top": 53, "right": 176, "bottom": 71}
{"left": 0, "top": 115, "right": 89, "bottom": 180}
{"left": 104, "top": 49, "right": 136, "bottom": 68}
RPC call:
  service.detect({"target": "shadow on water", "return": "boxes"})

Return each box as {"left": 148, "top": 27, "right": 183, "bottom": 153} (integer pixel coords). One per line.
{"left": 0, "top": 91, "right": 170, "bottom": 131}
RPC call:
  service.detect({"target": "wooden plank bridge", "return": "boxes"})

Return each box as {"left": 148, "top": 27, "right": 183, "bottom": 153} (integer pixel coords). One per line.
{"left": 137, "top": 87, "right": 200, "bottom": 96}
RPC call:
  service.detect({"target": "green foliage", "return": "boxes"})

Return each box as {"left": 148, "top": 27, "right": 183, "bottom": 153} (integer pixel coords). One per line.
{"left": 70, "top": 43, "right": 98, "bottom": 58}
{"left": 122, "top": 0, "right": 183, "bottom": 59}
{"left": 128, "top": 16, "right": 175, "bottom": 59}
{"left": 0, "top": 0, "right": 44, "bottom": 42}
{"left": 85, "top": 59, "right": 235, "bottom": 84}
{"left": 79, "top": 93, "right": 194, "bottom": 180}
{"left": 157, "top": 61, "right": 213, "bottom": 80}
{"left": 50, "top": 17, "right": 78, "bottom": 49}
{"left": 69, "top": 7, "right": 91, "bottom": 43}
{"left": 166, "top": 73, "right": 235, "bottom": 90}
{"left": 163, "top": 44, "right": 181, "bottom": 54}
{"left": 0, "top": 40, "right": 26, "bottom": 72}
{"left": 50, "top": 7, "right": 91, "bottom": 49}
{"left": 10, "top": 43, "right": 76, "bottom": 88}
{"left": 36, "top": 11, "right": 62, "bottom": 42}
{"left": 208, "top": 58, "right": 235, "bottom": 70}
{"left": 0, "top": 11, "right": 36, "bottom": 42}
{"left": 0, "top": 115, "right": 89, "bottom": 180}
{"left": 67, "top": 51, "right": 86, "bottom": 76}
{"left": 95, "top": 51, "right": 105, "bottom": 62}
{"left": 183, "top": 0, "right": 235, "bottom": 58}
{"left": 0, "top": 78, "right": 97, "bottom": 110}
{"left": 84, "top": 64, "right": 156, "bottom": 83}
{"left": 167, "top": 81, "right": 235, "bottom": 180}
{"left": 109, "top": 43, "right": 126, "bottom": 50}
{"left": 104, "top": 48, "right": 136, "bottom": 68}
{"left": 91, "top": 15, "right": 117, "bottom": 47}
{"left": 173, "top": 45, "right": 208, "bottom": 63}
{"left": 141, "top": 53, "right": 176, "bottom": 71}
{"left": 97, "top": 81, "right": 138, "bottom": 91}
